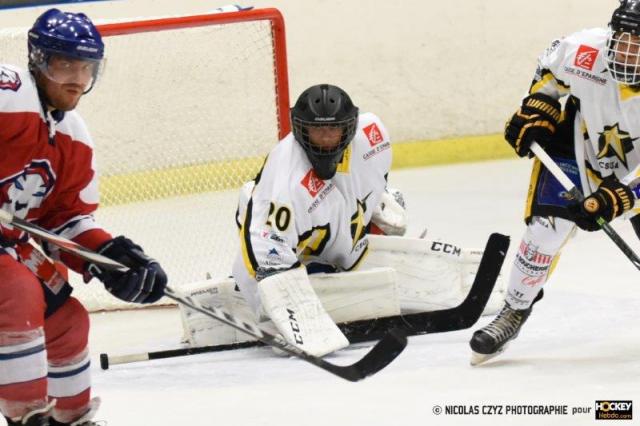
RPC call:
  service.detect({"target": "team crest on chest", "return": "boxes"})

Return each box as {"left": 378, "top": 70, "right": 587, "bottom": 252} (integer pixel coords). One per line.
{"left": 0, "top": 160, "right": 56, "bottom": 220}
{"left": 0, "top": 67, "right": 21, "bottom": 92}
{"left": 596, "top": 123, "right": 636, "bottom": 170}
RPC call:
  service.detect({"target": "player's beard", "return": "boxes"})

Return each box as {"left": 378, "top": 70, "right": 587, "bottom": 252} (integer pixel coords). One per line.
{"left": 48, "top": 84, "right": 85, "bottom": 111}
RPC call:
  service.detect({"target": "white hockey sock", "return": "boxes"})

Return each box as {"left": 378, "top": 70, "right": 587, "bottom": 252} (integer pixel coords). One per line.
{"left": 505, "top": 217, "right": 575, "bottom": 309}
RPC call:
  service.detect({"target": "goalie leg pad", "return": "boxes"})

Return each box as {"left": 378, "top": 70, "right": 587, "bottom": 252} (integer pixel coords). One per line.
{"left": 257, "top": 267, "right": 349, "bottom": 357}
{"left": 180, "top": 268, "right": 401, "bottom": 348}
{"left": 363, "top": 235, "right": 506, "bottom": 315}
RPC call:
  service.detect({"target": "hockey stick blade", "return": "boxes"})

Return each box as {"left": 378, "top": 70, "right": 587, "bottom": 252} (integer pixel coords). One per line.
{"left": 340, "top": 233, "right": 510, "bottom": 343}
{"left": 0, "top": 209, "right": 128, "bottom": 272}
{"left": 529, "top": 142, "right": 640, "bottom": 270}
{"left": 0, "top": 209, "right": 407, "bottom": 381}
{"left": 164, "top": 288, "right": 407, "bottom": 382}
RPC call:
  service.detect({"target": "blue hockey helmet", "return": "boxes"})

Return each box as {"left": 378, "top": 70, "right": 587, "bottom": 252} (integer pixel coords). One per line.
{"left": 28, "top": 8, "right": 105, "bottom": 91}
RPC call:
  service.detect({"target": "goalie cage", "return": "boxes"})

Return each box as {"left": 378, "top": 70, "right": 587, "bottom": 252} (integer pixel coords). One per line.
{"left": 0, "top": 8, "right": 290, "bottom": 311}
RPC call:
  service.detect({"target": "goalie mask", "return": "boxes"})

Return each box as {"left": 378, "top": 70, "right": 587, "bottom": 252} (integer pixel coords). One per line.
{"left": 606, "top": 0, "right": 640, "bottom": 85}
{"left": 28, "top": 8, "right": 105, "bottom": 94}
{"left": 291, "top": 84, "right": 359, "bottom": 180}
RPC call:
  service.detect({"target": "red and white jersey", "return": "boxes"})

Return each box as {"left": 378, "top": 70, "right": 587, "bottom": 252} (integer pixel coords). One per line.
{"left": 529, "top": 28, "right": 640, "bottom": 193}
{"left": 233, "top": 112, "right": 391, "bottom": 288}
{"left": 0, "top": 64, "right": 110, "bottom": 270}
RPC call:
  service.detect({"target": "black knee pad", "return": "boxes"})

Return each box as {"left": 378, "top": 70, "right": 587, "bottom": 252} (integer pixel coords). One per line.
{"left": 41, "top": 279, "right": 73, "bottom": 318}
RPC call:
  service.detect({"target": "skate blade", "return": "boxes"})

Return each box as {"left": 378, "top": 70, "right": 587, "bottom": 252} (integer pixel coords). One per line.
{"left": 470, "top": 346, "right": 506, "bottom": 366}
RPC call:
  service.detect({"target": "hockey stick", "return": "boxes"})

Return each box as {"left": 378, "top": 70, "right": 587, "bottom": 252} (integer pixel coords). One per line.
{"left": 99, "top": 232, "right": 510, "bottom": 367}
{"left": 529, "top": 142, "right": 640, "bottom": 270}
{"left": 0, "top": 209, "right": 407, "bottom": 382}
{"left": 339, "top": 232, "right": 509, "bottom": 342}
{"left": 100, "top": 341, "right": 261, "bottom": 369}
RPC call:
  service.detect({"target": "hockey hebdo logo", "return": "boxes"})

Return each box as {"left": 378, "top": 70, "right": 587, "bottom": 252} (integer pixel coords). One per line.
{"left": 595, "top": 401, "right": 633, "bottom": 420}
{"left": 0, "top": 67, "right": 21, "bottom": 91}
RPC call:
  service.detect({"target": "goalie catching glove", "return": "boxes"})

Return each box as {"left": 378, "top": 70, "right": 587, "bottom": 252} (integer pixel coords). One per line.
{"left": 504, "top": 93, "right": 561, "bottom": 157}
{"left": 85, "top": 236, "right": 167, "bottom": 304}
{"left": 370, "top": 187, "right": 408, "bottom": 236}
{"left": 567, "top": 177, "right": 635, "bottom": 231}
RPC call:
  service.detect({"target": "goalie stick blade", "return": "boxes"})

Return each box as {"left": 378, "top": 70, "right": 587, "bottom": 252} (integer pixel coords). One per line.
{"left": 341, "top": 233, "right": 510, "bottom": 343}
{"left": 317, "top": 328, "right": 407, "bottom": 382}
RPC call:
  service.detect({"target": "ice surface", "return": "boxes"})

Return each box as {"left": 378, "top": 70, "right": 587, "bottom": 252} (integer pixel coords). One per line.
{"left": 10, "top": 160, "right": 639, "bottom": 425}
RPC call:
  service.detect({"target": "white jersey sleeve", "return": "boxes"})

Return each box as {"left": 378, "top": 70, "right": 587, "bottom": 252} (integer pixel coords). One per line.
{"left": 529, "top": 37, "right": 573, "bottom": 99}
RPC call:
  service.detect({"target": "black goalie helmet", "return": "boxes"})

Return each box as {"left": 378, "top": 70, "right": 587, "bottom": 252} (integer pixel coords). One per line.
{"left": 291, "top": 84, "right": 359, "bottom": 180}
{"left": 606, "top": 0, "right": 640, "bottom": 85}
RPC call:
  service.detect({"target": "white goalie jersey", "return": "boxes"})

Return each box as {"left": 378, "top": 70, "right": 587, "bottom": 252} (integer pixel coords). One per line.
{"left": 531, "top": 27, "right": 640, "bottom": 194}
{"left": 232, "top": 112, "right": 392, "bottom": 309}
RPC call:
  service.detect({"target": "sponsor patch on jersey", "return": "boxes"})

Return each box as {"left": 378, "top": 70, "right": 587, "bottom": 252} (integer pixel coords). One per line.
{"left": 363, "top": 123, "right": 384, "bottom": 146}
{"left": 574, "top": 45, "right": 599, "bottom": 71}
{"left": 301, "top": 169, "right": 325, "bottom": 197}
{"left": 0, "top": 67, "right": 21, "bottom": 91}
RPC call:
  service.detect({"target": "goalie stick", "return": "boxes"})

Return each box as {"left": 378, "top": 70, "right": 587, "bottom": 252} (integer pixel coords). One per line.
{"left": 339, "top": 232, "right": 509, "bottom": 342}
{"left": 0, "top": 209, "right": 407, "bottom": 382}
{"left": 100, "top": 232, "right": 510, "bottom": 367}
{"left": 530, "top": 142, "right": 640, "bottom": 271}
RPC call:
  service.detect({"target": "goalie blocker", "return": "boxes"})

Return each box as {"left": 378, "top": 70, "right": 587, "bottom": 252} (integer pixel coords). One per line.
{"left": 180, "top": 234, "right": 507, "bottom": 348}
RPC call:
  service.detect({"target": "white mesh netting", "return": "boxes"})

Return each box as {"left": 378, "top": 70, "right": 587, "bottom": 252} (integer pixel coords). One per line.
{"left": 0, "top": 11, "right": 286, "bottom": 311}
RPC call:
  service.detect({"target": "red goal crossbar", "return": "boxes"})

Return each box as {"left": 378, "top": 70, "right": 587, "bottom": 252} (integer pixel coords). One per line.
{"left": 97, "top": 8, "right": 291, "bottom": 139}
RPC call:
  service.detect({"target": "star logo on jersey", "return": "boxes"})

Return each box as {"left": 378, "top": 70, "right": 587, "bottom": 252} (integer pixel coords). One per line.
{"left": 301, "top": 168, "right": 325, "bottom": 197}
{"left": 0, "top": 160, "right": 56, "bottom": 222}
{"left": 0, "top": 67, "right": 21, "bottom": 92}
{"left": 363, "top": 123, "right": 384, "bottom": 147}
{"left": 596, "top": 123, "right": 636, "bottom": 169}
{"left": 574, "top": 45, "right": 599, "bottom": 71}
{"left": 350, "top": 192, "right": 372, "bottom": 250}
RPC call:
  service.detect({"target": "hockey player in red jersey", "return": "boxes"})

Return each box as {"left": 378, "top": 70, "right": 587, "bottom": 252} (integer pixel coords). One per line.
{"left": 0, "top": 9, "right": 167, "bottom": 425}
{"left": 470, "top": 0, "right": 640, "bottom": 365}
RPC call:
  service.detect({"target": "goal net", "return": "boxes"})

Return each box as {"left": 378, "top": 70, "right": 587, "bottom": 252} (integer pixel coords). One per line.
{"left": 0, "top": 8, "right": 290, "bottom": 311}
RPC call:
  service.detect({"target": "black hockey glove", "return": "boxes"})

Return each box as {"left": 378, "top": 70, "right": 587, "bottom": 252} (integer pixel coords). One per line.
{"left": 86, "top": 236, "right": 167, "bottom": 304}
{"left": 567, "top": 177, "right": 635, "bottom": 232}
{"left": 504, "top": 93, "right": 561, "bottom": 157}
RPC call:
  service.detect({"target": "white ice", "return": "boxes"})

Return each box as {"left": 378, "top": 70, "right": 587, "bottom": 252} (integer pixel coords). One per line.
{"left": 14, "top": 159, "right": 640, "bottom": 425}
